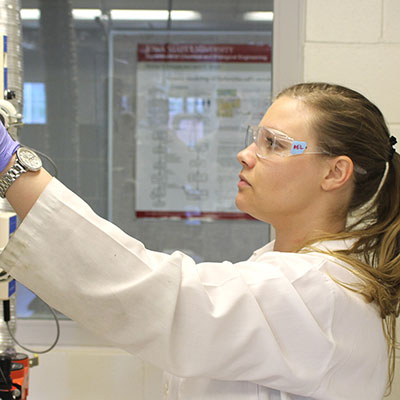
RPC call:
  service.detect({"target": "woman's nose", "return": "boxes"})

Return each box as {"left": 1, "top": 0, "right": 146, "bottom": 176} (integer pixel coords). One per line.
{"left": 237, "top": 143, "right": 257, "bottom": 168}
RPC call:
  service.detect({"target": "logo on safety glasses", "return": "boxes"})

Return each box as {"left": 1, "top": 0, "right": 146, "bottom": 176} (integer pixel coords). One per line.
{"left": 291, "top": 141, "right": 307, "bottom": 155}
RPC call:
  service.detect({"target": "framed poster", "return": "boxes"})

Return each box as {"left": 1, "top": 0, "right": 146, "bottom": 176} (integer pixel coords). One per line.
{"left": 136, "top": 43, "right": 271, "bottom": 219}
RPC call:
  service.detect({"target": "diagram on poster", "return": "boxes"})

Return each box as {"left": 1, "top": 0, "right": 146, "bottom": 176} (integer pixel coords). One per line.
{"left": 136, "top": 43, "right": 271, "bottom": 219}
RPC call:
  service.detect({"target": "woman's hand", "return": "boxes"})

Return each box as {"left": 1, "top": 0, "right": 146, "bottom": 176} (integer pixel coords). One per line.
{"left": 0, "top": 121, "right": 19, "bottom": 174}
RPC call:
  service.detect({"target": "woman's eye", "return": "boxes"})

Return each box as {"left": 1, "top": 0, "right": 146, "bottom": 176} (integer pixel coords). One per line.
{"left": 265, "top": 137, "right": 274, "bottom": 148}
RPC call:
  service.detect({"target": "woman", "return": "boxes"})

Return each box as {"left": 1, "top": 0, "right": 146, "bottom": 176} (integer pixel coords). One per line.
{"left": 0, "top": 82, "right": 398, "bottom": 399}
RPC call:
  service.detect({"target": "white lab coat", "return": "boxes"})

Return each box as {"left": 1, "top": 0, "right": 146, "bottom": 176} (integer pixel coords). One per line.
{"left": 0, "top": 178, "right": 388, "bottom": 400}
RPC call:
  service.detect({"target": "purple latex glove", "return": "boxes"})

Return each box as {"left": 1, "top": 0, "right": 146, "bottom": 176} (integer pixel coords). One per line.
{"left": 0, "top": 121, "right": 20, "bottom": 173}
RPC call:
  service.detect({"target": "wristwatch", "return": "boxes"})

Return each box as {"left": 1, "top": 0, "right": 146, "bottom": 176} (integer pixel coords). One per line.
{"left": 0, "top": 147, "right": 42, "bottom": 198}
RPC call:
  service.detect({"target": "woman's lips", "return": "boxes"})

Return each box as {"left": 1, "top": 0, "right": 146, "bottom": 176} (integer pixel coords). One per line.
{"left": 238, "top": 174, "right": 251, "bottom": 187}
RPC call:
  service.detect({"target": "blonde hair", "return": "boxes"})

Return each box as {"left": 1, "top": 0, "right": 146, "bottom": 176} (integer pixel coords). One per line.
{"left": 277, "top": 83, "right": 400, "bottom": 393}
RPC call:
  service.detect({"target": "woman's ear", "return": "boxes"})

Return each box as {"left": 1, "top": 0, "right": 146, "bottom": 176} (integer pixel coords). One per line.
{"left": 321, "top": 155, "right": 354, "bottom": 191}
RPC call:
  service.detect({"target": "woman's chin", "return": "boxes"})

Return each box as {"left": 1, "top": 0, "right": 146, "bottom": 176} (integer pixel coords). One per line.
{"left": 235, "top": 197, "right": 255, "bottom": 219}
{"left": 235, "top": 195, "right": 247, "bottom": 213}
{"left": 235, "top": 198, "right": 272, "bottom": 224}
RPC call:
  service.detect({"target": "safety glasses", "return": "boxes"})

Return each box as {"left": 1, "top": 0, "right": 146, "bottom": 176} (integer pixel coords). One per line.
{"left": 245, "top": 125, "right": 329, "bottom": 159}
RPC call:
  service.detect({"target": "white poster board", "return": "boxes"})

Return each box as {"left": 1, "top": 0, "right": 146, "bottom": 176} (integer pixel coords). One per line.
{"left": 136, "top": 43, "right": 271, "bottom": 219}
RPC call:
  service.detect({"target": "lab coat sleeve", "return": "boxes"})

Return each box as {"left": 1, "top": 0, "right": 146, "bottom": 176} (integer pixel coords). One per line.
{"left": 0, "top": 178, "right": 372, "bottom": 394}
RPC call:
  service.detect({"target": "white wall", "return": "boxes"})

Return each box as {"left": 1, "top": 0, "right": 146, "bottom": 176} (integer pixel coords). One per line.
{"left": 304, "top": 0, "right": 400, "bottom": 142}
{"left": 24, "top": 1, "right": 400, "bottom": 399}
{"left": 26, "top": 346, "right": 163, "bottom": 400}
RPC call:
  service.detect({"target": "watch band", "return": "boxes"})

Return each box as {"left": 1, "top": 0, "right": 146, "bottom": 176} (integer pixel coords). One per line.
{"left": 0, "top": 161, "right": 27, "bottom": 198}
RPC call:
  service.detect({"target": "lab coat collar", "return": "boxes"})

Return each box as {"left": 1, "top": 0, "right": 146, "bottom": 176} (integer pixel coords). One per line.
{"left": 249, "top": 238, "right": 353, "bottom": 260}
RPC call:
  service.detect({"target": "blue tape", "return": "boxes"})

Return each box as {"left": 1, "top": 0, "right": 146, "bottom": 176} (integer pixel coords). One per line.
{"left": 8, "top": 279, "right": 16, "bottom": 297}
{"left": 291, "top": 141, "right": 307, "bottom": 155}
{"left": 9, "top": 215, "right": 17, "bottom": 235}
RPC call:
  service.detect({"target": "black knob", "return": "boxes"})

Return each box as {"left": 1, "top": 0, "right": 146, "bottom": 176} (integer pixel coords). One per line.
{"left": 4, "top": 91, "right": 15, "bottom": 100}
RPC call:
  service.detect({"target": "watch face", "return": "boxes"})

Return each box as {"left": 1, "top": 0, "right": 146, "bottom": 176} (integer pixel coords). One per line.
{"left": 17, "top": 148, "right": 42, "bottom": 171}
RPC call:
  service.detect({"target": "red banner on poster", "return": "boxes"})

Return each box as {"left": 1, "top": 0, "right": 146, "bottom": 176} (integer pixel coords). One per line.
{"left": 138, "top": 43, "right": 271, "bottom": 63}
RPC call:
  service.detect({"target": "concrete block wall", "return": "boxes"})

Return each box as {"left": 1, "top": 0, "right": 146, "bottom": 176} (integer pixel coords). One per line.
{"left": 303, "top": 1, "right": 400, "bottom": 398}
{"left": 304, "top": 0, "right": 400, "bottom": 143}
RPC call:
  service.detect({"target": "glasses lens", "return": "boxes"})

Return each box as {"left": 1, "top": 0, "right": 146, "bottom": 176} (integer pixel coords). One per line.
{"left": 245, "top": 126, "right": 298, "bottom": 158}
{"left": 245, "top": 126, "right": 254, "bottom": 148}
{"left": 274, "top": 135, "right": 293, "bottom": 156}
{"left": 256, "top": 127, "right": 275, "bottom": 158}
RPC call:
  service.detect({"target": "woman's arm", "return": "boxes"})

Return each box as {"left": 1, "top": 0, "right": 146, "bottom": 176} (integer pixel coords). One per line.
{"left": 2, "top": 153, "right": 52, "bottom": 220}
